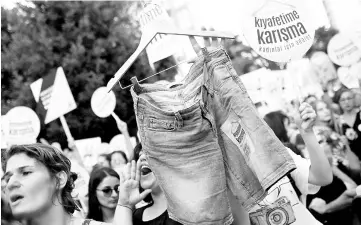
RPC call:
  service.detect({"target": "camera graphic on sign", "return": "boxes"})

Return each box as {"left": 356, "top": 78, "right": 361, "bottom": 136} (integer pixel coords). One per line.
{"left": 249, "top": 196, "right": 296, "bottom": 225}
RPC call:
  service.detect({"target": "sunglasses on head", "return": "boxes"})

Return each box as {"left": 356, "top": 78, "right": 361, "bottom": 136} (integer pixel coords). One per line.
{"left": 97, "top": 185, "right": 120, "bottom": 197}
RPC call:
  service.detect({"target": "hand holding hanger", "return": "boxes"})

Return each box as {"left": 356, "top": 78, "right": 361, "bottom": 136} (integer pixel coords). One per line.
{"left": 187, "top": 27, "right": 226, "bottom": 63}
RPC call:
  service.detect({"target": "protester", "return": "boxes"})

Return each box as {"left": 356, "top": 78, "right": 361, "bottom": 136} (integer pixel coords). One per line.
{"left": 338, "top": 89, "right": 361, "bottom": 160}
{"left": 87, "top": 167, "right": 120, "bottom": 223}
{"left": 263, "top": 110, "right": 302, "bottom": 155}
{"left": 3, "top": 143, "right": 125, "bottom": 225}
{"left": 311, "top": 100, "right": 361, "bottom": 182}
{"left": 307, "top": 139, "right": 359, "bottom": 225}
{"left": 117, "top": 143, "right": 181, "bottom": 224}
{"left": 109, "top": 150, "right": 128, "bottom": 174}
{"left": 248, "top": 102, "right": 333, "bottom": 225}
{"left": 1, "top": 174, "right": 24, "bottom": 225}
{"left": 113, "top": 145, "right": 179, "bottom": 225}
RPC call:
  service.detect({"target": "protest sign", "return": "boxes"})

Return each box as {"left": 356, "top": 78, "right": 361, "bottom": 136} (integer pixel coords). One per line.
{"left": 337, "top": 66, "right": 360, "bottom": 89}
{"left": 350, "top": 61, "right": 361, "bottom": 81}
{"left": 1, "top": 116, "right": 8, "bottom": 149}
{"left": 327, "top": 33, "right": 361, "bottom": 66}
{"left": 99, "top": 142, "right": 112, "bottom": 154}
{"left": 75, "top": 137, "right": 101, "bottom": 168}
{"left": 260, "top": 70, "right": 288, "bottom": 111}
{"left": 30, "top": 67, "right": 77, "bottom": 124}
{"left": 139, "top": 2, "right": 181, "bottom": 65}
{"left": 287, "top": 58, "right": 323, "bottom": 100}
{"left": 110, "top": 134, "right": 137, "bottom": 158}
{"left": 91, "top": 87, "right": 117, "bottom": 118}
{"left": 4, "top": 106, "right": 40, "bottom": 146}
{"left": 310, "top": 51, "right": 338, "bottom": 88}
{"left": 241, "top": 1, "right": 314, "bottom": 62}
{"left": 350, "top": 30, "right": 361, "bottom": 49}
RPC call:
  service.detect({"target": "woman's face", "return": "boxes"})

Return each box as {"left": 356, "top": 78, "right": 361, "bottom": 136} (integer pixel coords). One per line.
{"left": 96, "top": 176, "right": 120, "bottom": 209}
{"left": 339, "top": 91, "right": 355, "bottom": 112}
{"left": 138, "top": 152, "right": 158, "bottom": 191}
{"left": 316, "top": 102, "right": 331, "bottom": 122}
{"left": 110, "top": 153, "right": 127, "bottom": 169}
{"left": 5, "top": 153, "right": 58, "bottom": 218}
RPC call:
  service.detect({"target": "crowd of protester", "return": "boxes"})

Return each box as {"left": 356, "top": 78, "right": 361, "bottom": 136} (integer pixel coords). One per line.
{"left": 2, "top": 86, "right": 360, "bottom": 225}
{"left": 1, "top": 38, "right": 361, "bottom": 225}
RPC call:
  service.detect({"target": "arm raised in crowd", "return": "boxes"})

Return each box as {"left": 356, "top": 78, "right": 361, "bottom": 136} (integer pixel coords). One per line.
{"left": 113, "top": 160, "right": 152, "bottom": 225}
{"left": 296, "top": 102, "right": 333, "bottom": 186}
{"left": 113, "top": 113, "right": 135, "bottom": 161}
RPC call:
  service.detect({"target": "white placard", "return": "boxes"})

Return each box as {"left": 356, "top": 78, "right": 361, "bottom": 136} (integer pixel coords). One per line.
{"left": 241, "top": 2, "right": 314, "bottom": 62}
{"left": 99, "top": 142, "right": 112, "bottom": 154}
{"left": 75, "top": 137, "right": 101, "bottom": 167}
{"left": 1, "top": 116, "right": 8, "bottom": 149}
{"left": 337, "top": 66, "right": 360, "bottom": 89}
{"left": 91, "top": 87, "right": 116, "bottom": 118}
{"left": 287, "top": 58, "right": 323, "bottom": 99}
{"left": 327, "top": 33, "right": 361, "bottom": 66}
{"left": 139, "top": 2, "right": 180, "bottom": 64}
{"left": 310, "top": 51, "right": 338, "bottom": 88}
{"left": 4, "top": 106, "right": 40, "bottom": 146}
{"left": 30, "top": 67, "right": 77, "bottom": 124}
{"left": 109, "top": 134, "right": 137, "bottom": 158}
{"left": 239, "top": 68, "right": 266, "bottom": 103}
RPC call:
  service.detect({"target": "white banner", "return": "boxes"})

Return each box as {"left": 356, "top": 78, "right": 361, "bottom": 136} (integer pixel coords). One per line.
{"left": 4, "top": 106, "right": 40, "bottom": 146}
{"left": 241, "top": 2, "right": 314, "bottom": 62}
{"left": 327, "top": 33, "right": 361, "bottom": 66}
{"left": 139, "top": 2, "right": 180, "bottom": 65}
{"left": 91, "top": 87, "right": 116, "bottom": 118}
{"left": 109, "top": 134, "right": 137, "bottom": 159}
{"left": 75, "top": 137, "right": 101, "bottom": 167}
{"left": 30, "top": 67, "right": 77, "bottom": 124}
{"left": 310, "top": 51, "right": 338, "bottom": 88}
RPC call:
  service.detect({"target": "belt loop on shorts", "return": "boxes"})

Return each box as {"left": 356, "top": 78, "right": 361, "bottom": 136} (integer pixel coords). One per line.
{"left": 201, "top": 47, "right": 211, "bottom": 63}
{"left": 174, "top": 111, "right": 184, "bottom": 128}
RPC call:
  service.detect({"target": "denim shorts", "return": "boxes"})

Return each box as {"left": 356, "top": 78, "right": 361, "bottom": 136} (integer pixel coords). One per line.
{"left": 131, "top": 47, "right": 296, "bottom": 225}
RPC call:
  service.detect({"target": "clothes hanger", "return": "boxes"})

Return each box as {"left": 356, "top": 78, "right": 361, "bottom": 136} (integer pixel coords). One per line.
{"left": 106, "top": 2, "right": 236, "bottom": 92}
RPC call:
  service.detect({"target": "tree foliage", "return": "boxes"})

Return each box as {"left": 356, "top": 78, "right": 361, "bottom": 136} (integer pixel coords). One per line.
{"left": 1, "top": 1, "right": 153, "bottom": 147}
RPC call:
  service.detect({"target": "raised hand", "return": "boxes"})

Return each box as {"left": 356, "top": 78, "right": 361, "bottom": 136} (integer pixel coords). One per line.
{"left": 116, "top": 119, "right": 128, "bottom": 134}
{"left": 117, "top": 160, "right": 152, "bottom": 208}
{"left": 112, "top": 112, "right": 128, "bottom": 134}
{"left": 294, "top": 102, "right": 316, "bottom": 133}
{"left": 188, "top": 27, "right": 225, "bottom": 62}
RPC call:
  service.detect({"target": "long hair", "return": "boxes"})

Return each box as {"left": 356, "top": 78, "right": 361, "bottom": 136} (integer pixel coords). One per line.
{"left": 311, "top": 100, "right": 342, "bottom": 133}
{"left": 264, "top": 111, "right": 290, "bottom": 143}
{"left": 86, "top": 167, "right": 119, "bottom": 221}
{"left": 5, "top": 143, "right": 79, "bottom": 214}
